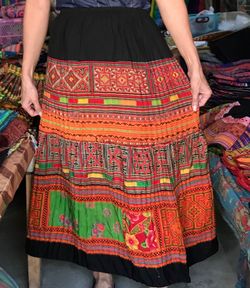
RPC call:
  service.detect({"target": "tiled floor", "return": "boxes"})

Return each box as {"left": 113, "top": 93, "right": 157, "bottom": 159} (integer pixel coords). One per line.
{"left": 0, "top": 180, "right": 239, "bottom": 288}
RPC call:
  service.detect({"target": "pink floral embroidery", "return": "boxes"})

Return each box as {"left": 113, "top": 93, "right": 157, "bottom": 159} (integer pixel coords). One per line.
{"left": 103, "top": 208, "right": 112, "bottom": 217}
{"left": 59, "top": 214, "right": 72, "bottom": 227}
{"left": 59, "top": 214, "right": 79, "bottom": 231}
{"left": 122, "top": 210, "right": 158, "bottom": 252}
{"left": 92, "top": 223, "right": 105, "bottom": 237}
{"left": 96, "top": 223, "right": 105, "bottom": 231}
{"left": 113, "top": 221, "right": 121, "bottom": 234}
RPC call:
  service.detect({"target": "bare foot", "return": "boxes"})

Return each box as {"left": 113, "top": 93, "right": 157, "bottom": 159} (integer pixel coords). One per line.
{"left": 93, "top": 272, "right": 114, "bottom": 288}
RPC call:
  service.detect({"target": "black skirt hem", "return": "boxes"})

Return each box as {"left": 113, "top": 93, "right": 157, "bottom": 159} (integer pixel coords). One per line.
{"left": 26, "top": 238, "right": 218, "bottom": 287}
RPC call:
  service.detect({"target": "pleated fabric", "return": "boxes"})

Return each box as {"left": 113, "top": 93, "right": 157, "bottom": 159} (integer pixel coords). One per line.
{"left": 26, "top": 8, "right": 218, "bottom": 287}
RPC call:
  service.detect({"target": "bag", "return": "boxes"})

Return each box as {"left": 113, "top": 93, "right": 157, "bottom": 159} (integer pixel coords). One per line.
{"left": 189, "top": 9, "right": 219, "bottom": 37}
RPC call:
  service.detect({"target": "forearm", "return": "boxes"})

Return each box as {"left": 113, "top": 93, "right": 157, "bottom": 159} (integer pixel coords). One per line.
{"left": 156, "top": 0, "right": 201, "bottom": 71}
{"left": 22, "top": 0, "right": 50, "bottom": 80}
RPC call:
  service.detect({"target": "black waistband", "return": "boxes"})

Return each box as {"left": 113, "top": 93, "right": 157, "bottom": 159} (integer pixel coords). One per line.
{"left": 48, "top": 6, "right": 172, "bottom": 62}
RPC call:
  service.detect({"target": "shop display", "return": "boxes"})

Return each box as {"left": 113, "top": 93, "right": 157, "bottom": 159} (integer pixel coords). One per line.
{"left": 0, "top": 1, "right": 249, "bottom": 287}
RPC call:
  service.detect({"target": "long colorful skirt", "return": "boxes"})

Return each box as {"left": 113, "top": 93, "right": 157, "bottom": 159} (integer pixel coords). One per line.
{"left": 26, "top": 7, "right": 218, "bottom": 287}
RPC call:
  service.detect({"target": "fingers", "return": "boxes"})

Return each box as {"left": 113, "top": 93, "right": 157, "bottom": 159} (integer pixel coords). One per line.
{"left": 191, "top": 79, "right": 212, "bottom": 111}
{"left": 191, "top": 85, "right": 199, "bottom": 112}
{"left": 33, "top": 98, "right": 42, "bottom": 116}
{"left": 21, "top": 84, "right": 42, "bottom": 117}
{"left": 198, "top": 85, "right": 212, "bottom": 107}
{"left": 21, "top": 79, "right": 42, "bottom": 117}
{"left": 189, "top": 69, "right": 212, "bottom": 111}
{"left": 22, "top": 102, "right": 38, "bottom": 117}
{"left": 21, "top": 99, "right": 42, "bottom": 117}
{"left": 192, "top": 88, "right": 212, "bottom": 111}
{"left": 199, "top": 93, "right": 211, "bottom": 107}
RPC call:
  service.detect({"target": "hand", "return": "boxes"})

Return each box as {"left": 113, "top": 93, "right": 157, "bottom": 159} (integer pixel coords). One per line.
{"left": 21, "top": 77, "right": 42, "bottom": 117}
{"left": 188, "top": 67, "right": 212, "bottom": 112}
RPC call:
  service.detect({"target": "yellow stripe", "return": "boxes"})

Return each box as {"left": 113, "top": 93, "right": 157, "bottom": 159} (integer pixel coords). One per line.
{"left": 78, "top": 98, "right": 89, "bottom": 104}
{"left": 120, "top": 100, "right": 137, "bottom": 106}
{"left": 88, "top": 173, "right": 104, "bottom": 179}
{"left": 124, "top": 181, "right": 138, "bottom": 187}
{"left": 170, "top": 95, "right": 179, "bottom": 101}
{"left": 160, "top": 178, "right": 171, "bottom": 184}
{"left": 180, "top": 168, "right": 190, "bottom": 174}
{"left": 63, "top": 168, "right": 70, "bottom": 174}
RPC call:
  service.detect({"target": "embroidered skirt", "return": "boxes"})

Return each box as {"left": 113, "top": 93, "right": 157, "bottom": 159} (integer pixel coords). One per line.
{"left": 26, "top": 7, "right": 218, "bottom": 287}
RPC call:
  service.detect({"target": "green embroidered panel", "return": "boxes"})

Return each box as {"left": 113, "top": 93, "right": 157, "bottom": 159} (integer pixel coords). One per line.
{"left": 49, "top": 191, "right": 124, "bottom": 242}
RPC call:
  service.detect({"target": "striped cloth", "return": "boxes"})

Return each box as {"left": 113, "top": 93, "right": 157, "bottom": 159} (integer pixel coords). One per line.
{"left": 0, "top": 109, "right": 17, "bottom": 132}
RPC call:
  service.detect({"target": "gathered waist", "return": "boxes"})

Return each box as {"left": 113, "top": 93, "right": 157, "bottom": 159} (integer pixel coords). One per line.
{"left": 49, "top": 6, "right": 171, "bottom": 62}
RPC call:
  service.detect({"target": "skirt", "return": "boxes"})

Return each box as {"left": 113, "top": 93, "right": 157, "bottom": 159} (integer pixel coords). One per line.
{"left": 26, "top": 7, "right": 218, "bottom": 287}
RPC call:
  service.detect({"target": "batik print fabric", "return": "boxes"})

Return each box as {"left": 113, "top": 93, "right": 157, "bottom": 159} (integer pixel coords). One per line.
{"left": 26, "top": 7, "right": 218, "bottom": 287}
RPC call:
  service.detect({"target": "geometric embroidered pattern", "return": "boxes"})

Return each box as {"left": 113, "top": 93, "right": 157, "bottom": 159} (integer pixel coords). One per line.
{"left": 42, "top": 57, "right": 199, "bottom": 146}
{"left": 28, "top": 57, "right": 216, "bottom": 270}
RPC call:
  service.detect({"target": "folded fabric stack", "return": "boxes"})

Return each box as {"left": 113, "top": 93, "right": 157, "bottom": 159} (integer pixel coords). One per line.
{"left": 202, "top": 60, "right": 250, "bottom": 111}
{"left": 201, "top": 101, "right": 250, "bottom": 177}
{"left": 200, "top": 59, "right": 250, "bottom": 287}
{"left": 223, "top": 144, "right": 250, "bottom": 191}
{"left": 197, "top": 27, "right": 250, "bottom": 287}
